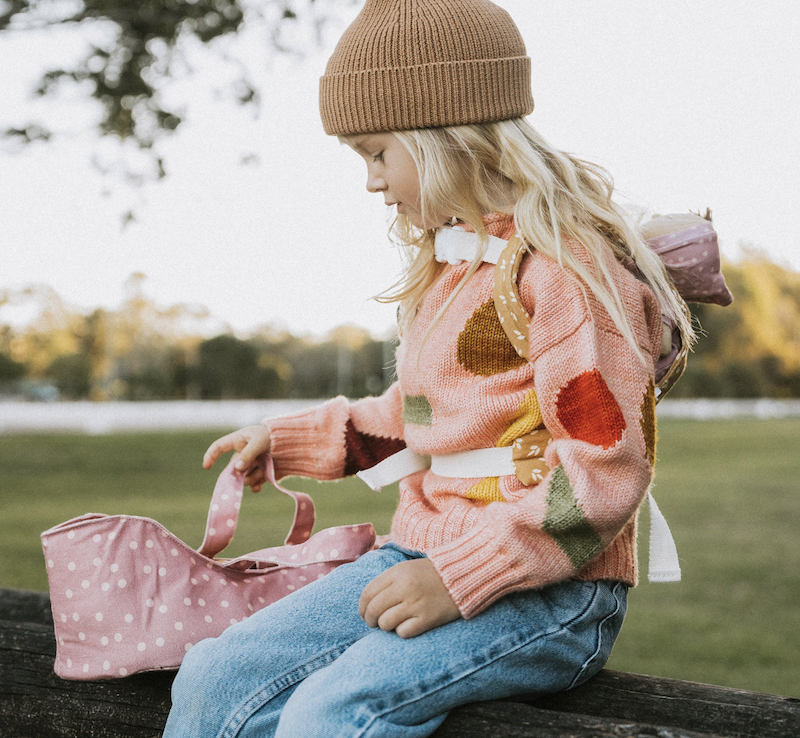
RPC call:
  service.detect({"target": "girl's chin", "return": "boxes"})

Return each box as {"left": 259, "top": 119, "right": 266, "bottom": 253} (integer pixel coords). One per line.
{"left": 395, "top": 204, "right": 446, "bottom": 230}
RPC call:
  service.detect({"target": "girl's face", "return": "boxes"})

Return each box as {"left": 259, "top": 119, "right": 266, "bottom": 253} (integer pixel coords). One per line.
{"left": 344, "top": 132, "right": 448, "bottom": 230}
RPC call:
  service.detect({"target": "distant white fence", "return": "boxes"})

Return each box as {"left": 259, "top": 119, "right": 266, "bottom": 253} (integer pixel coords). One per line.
{"left": 655, "top": 398, "right": 800, "bottom": 420}
{"left": 0, "top": 400, "right": 319, "bottom": 435}
{"left": 1, "top": 398, "right": 800, "bottom": 434}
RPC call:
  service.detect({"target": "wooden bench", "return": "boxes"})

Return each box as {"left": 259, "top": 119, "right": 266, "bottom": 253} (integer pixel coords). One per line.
{"left": 2, "top": 587, "right": 798, "bottom": 737}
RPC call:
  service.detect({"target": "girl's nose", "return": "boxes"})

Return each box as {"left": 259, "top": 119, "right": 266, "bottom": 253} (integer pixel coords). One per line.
{"left": 366, "top": 171, "right": 386, "bottom": 193}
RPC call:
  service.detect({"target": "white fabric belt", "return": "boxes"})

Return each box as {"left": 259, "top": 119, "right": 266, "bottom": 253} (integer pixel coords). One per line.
{"left": 357, "top": 446, "right": 680, "bottom": 583}
{"left": 432, "top": 446, "right": 516, "bottom": 477}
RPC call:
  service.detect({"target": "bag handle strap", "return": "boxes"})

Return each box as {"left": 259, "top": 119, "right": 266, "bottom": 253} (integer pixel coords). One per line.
{"left": 197, "top": 456, "right": 316, "bottom": 559}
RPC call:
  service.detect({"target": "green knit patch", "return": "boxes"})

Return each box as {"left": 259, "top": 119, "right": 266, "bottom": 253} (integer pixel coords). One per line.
{"left": 403, "top": 394, "right": 433, "bottom": 426}
{"left": 542, "top": 466, "right": 604, "bottom": 570}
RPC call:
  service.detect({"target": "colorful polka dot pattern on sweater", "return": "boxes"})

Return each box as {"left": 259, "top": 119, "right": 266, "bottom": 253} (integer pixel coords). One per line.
{"left": 264, "top": 214, "right": 664, "bottom": 618}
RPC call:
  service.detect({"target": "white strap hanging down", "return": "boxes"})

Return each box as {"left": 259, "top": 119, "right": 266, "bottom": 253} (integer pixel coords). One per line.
{"left": 358, "top": 447, "right": 680, "bottom": 582}
{"left": 434, "top": 227, "right": 508, "bottom": 265}
{"left": 646, "top": 490, "right": 682, "bottom": 582}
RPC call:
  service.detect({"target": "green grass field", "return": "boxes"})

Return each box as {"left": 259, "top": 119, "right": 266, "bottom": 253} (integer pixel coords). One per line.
{"left": 1, "top": 418, "right": 798, "bottom": 697}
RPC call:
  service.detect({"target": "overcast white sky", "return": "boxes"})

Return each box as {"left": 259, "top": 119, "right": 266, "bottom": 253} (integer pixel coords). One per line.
{"left": 1, "top": 0, "right": 798, "bottom": 337}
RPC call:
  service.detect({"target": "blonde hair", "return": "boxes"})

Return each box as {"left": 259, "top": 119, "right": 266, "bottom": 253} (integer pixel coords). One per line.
{"left": 376, "top": 118, "right": 695, "bottom": 361}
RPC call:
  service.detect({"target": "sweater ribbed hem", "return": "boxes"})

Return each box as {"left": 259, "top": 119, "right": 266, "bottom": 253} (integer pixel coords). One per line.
{"left": 263, "top": 397, "right": 350, "bottom": 481}
{"left": 427, "top": 522, "right": 535, "bottom": 618}
{"left": 426, "top": 516, "right": 639, "bottom": 619}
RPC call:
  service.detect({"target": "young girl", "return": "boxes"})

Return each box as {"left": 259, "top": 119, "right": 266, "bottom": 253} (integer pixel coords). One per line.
{"left": 163, "top": 1, "right": 694, "bottom": 735}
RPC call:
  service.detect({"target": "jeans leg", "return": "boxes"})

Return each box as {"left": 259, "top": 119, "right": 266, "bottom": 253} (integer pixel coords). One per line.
{"left": 162, "top": 545, "right": 414, "bottom": 738}
{"left": 275, "top": 579, "right": 627, "bottom": 738}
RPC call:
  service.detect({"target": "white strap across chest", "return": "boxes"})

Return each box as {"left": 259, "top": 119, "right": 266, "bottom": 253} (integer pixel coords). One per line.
{"left": 357, "top": 447, "right": 681, "bottom": 584}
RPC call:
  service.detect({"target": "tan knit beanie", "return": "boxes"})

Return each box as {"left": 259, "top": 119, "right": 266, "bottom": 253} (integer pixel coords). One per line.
{"left": 319, "top": 0, "right": 534, "bottom": 135}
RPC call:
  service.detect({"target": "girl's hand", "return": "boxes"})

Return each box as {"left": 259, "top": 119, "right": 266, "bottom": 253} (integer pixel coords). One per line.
{"left": 359, "top": 558, "right": 460, "bottom": 639}
{"left": 203, "top": 426, "right": 272, "bottom": 492}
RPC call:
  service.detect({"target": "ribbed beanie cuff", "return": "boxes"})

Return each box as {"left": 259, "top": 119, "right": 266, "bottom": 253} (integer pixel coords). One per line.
{"left": 320, "top": 0, "right": 534, "bottom": 135}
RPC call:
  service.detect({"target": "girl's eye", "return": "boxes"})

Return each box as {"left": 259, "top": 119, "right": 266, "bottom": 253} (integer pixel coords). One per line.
{"left": 372, "top": 152, "right": 384, "bottom": 163}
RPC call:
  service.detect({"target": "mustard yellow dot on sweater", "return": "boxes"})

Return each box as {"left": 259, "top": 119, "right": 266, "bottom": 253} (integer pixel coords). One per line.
{"left": 457, "top": 300, "right": 527, "bottom": 376}
{"left": 464, "top": 477, "right": 505, "bottom": 503}
{"left": 497, "top": 389, "right": 544, "bottom": 447}
{"left": 640, "top": 379, "right": 657, "bottom": 465}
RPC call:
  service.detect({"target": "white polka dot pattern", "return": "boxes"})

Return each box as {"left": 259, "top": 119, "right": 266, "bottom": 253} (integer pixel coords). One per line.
{"left": 643, "top": 219, "right": 733, "bottom": 307}
{"left": 41, "top": 459, "right": 377, "bottom": 680}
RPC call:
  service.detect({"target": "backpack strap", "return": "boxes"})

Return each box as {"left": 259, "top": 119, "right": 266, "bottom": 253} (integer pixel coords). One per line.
{"left": 653, "top": 288, "right": 692, "bottom": 399}
{"left": 492, "top": 234, "right": 531, "bottom": 361}
{"left": 491, "top": 233, "right": 691, "bottom": 401}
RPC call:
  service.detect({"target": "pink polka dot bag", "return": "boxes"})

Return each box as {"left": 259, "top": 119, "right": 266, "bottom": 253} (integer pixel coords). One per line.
{"left": 41, "top": 457, "right": 377, "bottom": 680}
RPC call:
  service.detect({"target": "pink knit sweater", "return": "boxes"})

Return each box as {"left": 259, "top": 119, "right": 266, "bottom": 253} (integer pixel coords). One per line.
{"left": 265, "top": 215, "right": 663, "bottom": 618}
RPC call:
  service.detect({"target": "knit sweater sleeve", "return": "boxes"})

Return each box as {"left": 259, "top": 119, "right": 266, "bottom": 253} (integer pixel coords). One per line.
{"left": 263, "top": 382, "right": 406, "bottom": 482}
{"left": 427, "top": 252, "right": 664, "bottom": 618}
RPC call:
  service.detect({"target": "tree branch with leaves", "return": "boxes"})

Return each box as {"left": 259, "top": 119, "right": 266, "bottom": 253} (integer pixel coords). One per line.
{"left": 1, "top": 0, "right": 350, "bottom": 154}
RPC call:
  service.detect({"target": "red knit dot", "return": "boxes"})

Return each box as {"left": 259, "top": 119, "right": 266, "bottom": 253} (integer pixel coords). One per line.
{"left": 555, "top": 370, "right": 626, "bottom": 448}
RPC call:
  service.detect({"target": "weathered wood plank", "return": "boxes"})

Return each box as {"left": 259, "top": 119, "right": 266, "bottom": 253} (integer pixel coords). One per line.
{"left": 0, "top": 587, "right": 53, "bottom": 626}
{"left": 0, "top": 620, "right": 173, "bottom": 738}
{"left": 2, "top": 588, "right": 799, "bottom": 738}
{"left": 527, "top": 669, "right": 800, "bottom": 738}
{"left": 432, "top": 700, "right": 730, "bottom": 738}
{"left": 0, "top": 621, "right": 724, "bottom": 738}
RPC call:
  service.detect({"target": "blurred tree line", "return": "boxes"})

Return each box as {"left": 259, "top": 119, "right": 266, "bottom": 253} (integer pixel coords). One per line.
{"left": 669, "top": 250, "right": 800, "bottom": 399}
{"left": 0, "top": 274, "right": 393, "bottom": 401}
{"left": 2, "top": 252, "right": 800, "bottom": 401}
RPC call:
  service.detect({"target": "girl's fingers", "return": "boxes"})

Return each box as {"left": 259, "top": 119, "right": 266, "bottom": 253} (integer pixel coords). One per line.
{"left": 203, "top": 427, "right": 270, "bottom": 471}
{"left": 202, "top": 432, "right": 242, "bottom": 469}
{"left": 359, "top": 575, "right": 399, "bottom": 627}
{"left": 243, "top": 468, "right": 264, "bottom": 484}
{"left": 243, "top": 468, "right": 266, "bottom": 492}
{"left": 358, "top": 574, "right": 386, "bottom": 620}
{"left": 376, "top": 603, "right": 411, "bottom": 634}
{"left": 233, "top": 432, "right": 271, "bottom": 471}
{"left": 394, "top": 616, "right": 428, "bottom": 639}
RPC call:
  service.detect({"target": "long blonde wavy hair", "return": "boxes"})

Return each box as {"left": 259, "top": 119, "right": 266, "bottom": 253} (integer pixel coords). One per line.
{"left": 375, "top": 118, "right": 694, "bottom": 362}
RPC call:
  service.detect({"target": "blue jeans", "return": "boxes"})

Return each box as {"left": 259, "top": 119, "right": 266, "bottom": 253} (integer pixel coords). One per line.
{"left": 163, "top": 543, "right": 627, "bottom": 738}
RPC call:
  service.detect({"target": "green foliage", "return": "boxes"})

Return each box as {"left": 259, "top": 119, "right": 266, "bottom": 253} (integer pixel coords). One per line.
{"left": 1, "top": 419, "right": 798, "bottom": 697}
{"left": 4, "top": 250, "right": 800, "bottom": 399}
{"left": 254, "top": 327, "right": 394, "bottom": 399}
{"left": 2, "top": 0, "right": 244, "bottom": 147}
{"left": 668, "top": 254, "right": 800, "bottom": 399}
{"left": 47, "top": 352, "right": 93, "bottom": 398}
{"left": 195, "top": 334, "right": 285, "bottom": 399}
{"left": 0, "top": 0, "right": 342, "bottom": 149}
{"left": 0, "top": 350, "right": 25, "bottom": 383}
{"left": 0, "top": 276, "right": 394, "bottom": 400}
